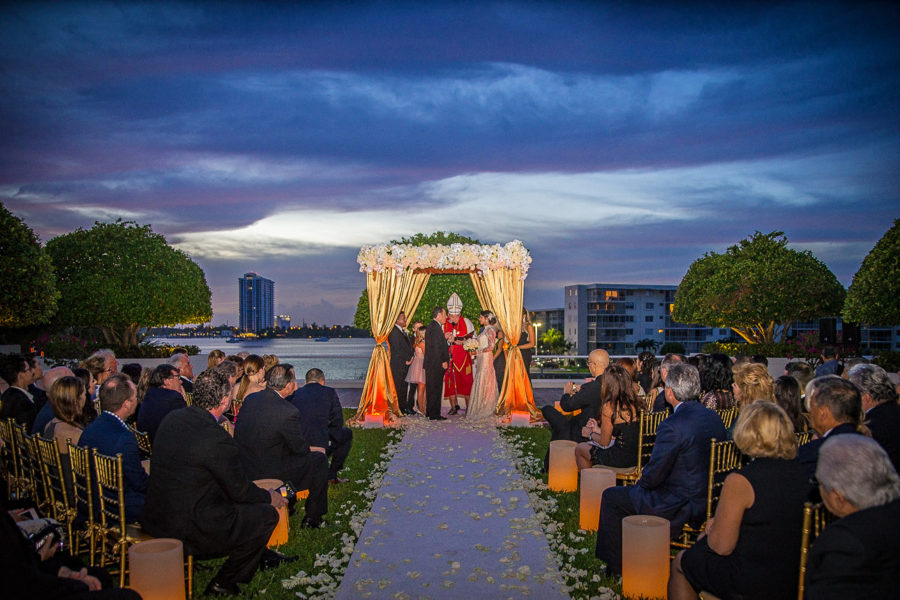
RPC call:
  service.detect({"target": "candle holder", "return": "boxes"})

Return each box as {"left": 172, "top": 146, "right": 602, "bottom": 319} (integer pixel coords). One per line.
{"left": 128, "top": 538, "right": 185, "bottom": 600}
{"left": 253, "top": 478, "right": 289, "bottom": 547}
{"left": 622, "top": 514, "right": 670, "bottom": 599}
{"left": 579, "top": 467, "right": 615, "bottom": 531}
{"left": 548, "top": 440, "right": 578, "bottom": 492}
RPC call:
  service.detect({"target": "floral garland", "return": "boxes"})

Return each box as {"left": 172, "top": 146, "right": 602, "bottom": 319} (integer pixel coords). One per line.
{"left": 357, "top": 240, "right": 532, "bottom": 279}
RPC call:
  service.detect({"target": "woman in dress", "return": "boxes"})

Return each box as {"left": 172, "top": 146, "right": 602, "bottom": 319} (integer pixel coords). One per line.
{"left": 574, "top": 365, "right": 643, "bottom": 469}
{"left": 517, "top": 308, "right": 536, "bottom": 379}
{"left": 773, "top": 375, "right": 808, "bottom": 433}
{"left": 732, "top": 362, "right": 775, "bottom": 406}
{"left": 405, "top": 325, "right": 427, "bottom": 415}
{"left": 668, "top": 401, "right": 809, "bottom": 600}
{"left": 468, "top": 311, "right": 499, "bottom": 419}
{"left": 44, "top": 376, "right": 86, "bottom": 454}
{"left": 493, "top": 328, "right": 507, "bottom": 393}
{"left": 699, "top": 353, "right": 736, "bottom": 410}
{"left": 233, "top": 354, "right": 266, "bottom": 416}
{"left": 207, "top": 349, "right": 226, "bottom": 370}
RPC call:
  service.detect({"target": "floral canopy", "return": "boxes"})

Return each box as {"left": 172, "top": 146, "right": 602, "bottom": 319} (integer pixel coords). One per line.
{"left": 352, "top": 240, "right": 540, "bottom": 424}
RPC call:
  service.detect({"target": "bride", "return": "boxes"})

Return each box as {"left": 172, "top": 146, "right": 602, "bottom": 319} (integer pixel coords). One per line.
{"left": 467, "top": 310, "right": 499, "bottom": 419}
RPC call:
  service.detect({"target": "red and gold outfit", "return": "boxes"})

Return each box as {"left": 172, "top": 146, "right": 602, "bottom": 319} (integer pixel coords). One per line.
{"left": 443, "top": 316, "right": 474, "bottom": 398}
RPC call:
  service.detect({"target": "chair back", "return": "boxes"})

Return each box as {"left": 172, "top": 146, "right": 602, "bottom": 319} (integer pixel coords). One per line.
{"left": 795, "top": 430, "right": 813, "bottom": 447}
{"left": 128, "top": 425, "right": 151, "bottom": 458}
{"left": 705, "top": 438, "right": 742, "bottom": 521}
{"left": 714, "top": 406, "right": 740, "bottom": 429}
{"left": 184, "top": 392, "right": 193, "bottom": 407}
{"left": 34, "top": 435, "right": 76, "bottom": 545}
{"left": 93, "top": 451, "right": 127, "bottom": 541}
{"left": 635, "top": 410, "right": 669, "bottom": 472}
{"left": 0, "top": 418, "right": 23, "bottom": 499}
{"left": 12, "top": 422, "right": 48, "bottom": 510}
{"left": 68, "top": 442, "right": 97, "bottom": 564}
{"left": 798, "top": 502, "right": 834, "bottom": 599}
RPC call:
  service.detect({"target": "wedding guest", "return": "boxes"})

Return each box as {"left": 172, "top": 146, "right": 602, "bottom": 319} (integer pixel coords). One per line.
{"left": 815, "top": 345, "right": 842, "bottom": 377}
{"left": 136, "top": 364, "right": 186, "bottom": 443}
{"left": 405, "top": 325, "right": 427, "bottom": 415}
{"left": 119, "top": 363, "right": 142, "bottom": 385}
{"left": 207, "top": 349, "right": 226, "bottom": 370}
{"left": 26, "top": 354, "right": 47, "bottom": 412}
{"left": 669, "top": 402, "right": 808, "bottom": 600}
{"left": 749, "top": 354, "right": 768, "bottom": 366}
{"left": 784, "top": 361, "right": 814, "bottom": 405}
{"left": 262, "top": 354, "right": 279, "bottom": 373}
{"left": 698, "top": 353, "right": 735, "bottom": 410}
{"left": 72, "top": 368, "right": 98, "bottom": 426}
{"left": 407, "top": 320, "right": 424, "bottom": 410}
{"left": 595, "top": 363, "right": 726, "bottom": 575}
{"left": 650, "top": 354, "right": 683, "bottom": 411}
{"left": 517, "top": 308, "right": 536, "bottom": 379}
{"left": 848, "top": 363, "right": 900, "bottom": 471}
{"left": 233, "top": 354, "right": 266, "bottom": 416}
{"left": 841, "top": 357, "right": 869, "bottom": 378}
{"left": 134, "top": 367, "right": 153, "bottom": 405}
{"left": 289, "top": 368, "right": 353, "bottom": 483}
{"left": 44, "top": 376, "right": 86, "bottom": 454}
{"left": 388, "top": 311, "right": 414, "bottom": 415}
{"left": 636, "top": 352, "right": 663, "bottom": 408}
{"left": 732, "top": 361, "right": 774, "bottom": 405}
{"left": 614, "top": 357, "right": 646, "bottom": 398}
{"left": 168, "top": 353, "right": 194, "bottom": 394}
{"left": 0, "top": 353, "right": 38, "bottom": 429}
{"left": 493, "top": 328, "right": 507, "bottom": 393}
{"left": 30, "top": 366, "right": 75, "bottom": 435}
{"left": 574, "top": 364, "right": 642, "bottom": 470}
{"left": 805, "top": 435, "right": 900, "bottom": 598}
{"left": 797, "top": 375, "right": 865, "bottom": 478}
{"left": 79, "top": 351, "right": 117, "bottom": 400}
{"left": 774, "top": 375, "right": 808, "bottom": 433}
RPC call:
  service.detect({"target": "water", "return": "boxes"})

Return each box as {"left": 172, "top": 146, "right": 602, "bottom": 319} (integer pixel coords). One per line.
{"left": 149, "top": 337, "right": 376, "bottom": 380}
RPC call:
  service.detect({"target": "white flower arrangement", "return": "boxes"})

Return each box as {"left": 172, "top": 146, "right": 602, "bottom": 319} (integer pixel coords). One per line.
{"left": 357, "top": 240, "right": 532, "bottom": 279}
{"left": 462, "top": 338, "right": 479, "bottom": 353}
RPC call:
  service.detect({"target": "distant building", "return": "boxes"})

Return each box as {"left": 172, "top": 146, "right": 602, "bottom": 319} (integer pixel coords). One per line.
{"left": 531, "top": 308, "right": 564, "bottom": 333}
{"left": 564, "top": 283, "right": 731, "bottom": 355}
{"left": 275, "top": 314, "right": 292, "bottom": 329}
{"left": 791, "top": 319, "right": 900, "bottom": 353}
{"left": 239, "top": 272, "right": 274, "bottom": 332}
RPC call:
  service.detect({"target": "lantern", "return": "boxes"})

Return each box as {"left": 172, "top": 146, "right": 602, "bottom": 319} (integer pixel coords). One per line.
{"left": 622, "top": 514, "right": 670, "bottom": 599}
{"left": 128, "top": 538, "right": 185, "bottom": 600}
{"left": 579, "top": 467, "right": 615, "bottom": 531}
{"left": 548, "top": 440, "right": 578, "bottom": 492}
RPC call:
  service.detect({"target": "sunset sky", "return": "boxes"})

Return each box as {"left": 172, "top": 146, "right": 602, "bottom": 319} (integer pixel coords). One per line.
{"left": 2, "top": 2, "right": 898, "bottom": 326}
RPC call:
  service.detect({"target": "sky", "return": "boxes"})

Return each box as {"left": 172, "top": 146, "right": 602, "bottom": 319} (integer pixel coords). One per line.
{"left": 2, "top": 1, "right": 898, "bottom": 327}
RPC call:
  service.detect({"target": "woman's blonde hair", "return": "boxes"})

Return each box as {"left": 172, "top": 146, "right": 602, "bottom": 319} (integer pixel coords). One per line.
{"left": 732, "top": 401, "right": 797, "bottom": 460}
{"left": 733, "top": 362, "right": 775, "bottom": 404}
{"left": 236, "top": 354, "right": 266, "bottom": 401}
{"left": 207, "top": 349, "right": 226, "bottom": 369}
{"left": 50, "top": 376, "right": 86, "bottom": 427}
{"left": 262, "top": 354, "right": 279, "bottom": 372}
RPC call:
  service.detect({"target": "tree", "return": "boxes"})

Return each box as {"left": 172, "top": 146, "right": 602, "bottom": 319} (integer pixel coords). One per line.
{"left": 673, "top": 231, "right": 845, "bottom": 344}
{"left": 635, "top": 338, "right": 659, "bottom": 352}
{"left": 843, "top": 219, "right": 900, "bottom": 326}
{"left": 353, "top": 232, "right": 484, "bottom": 330}
{"left": 46, "top": 220, "right": 212, "bottom": 347}
{"left": 539, "top": 328, "right": 571, "bottom": 355}
{"left": 0, "top": 203, "right": 59, "bottom": 328}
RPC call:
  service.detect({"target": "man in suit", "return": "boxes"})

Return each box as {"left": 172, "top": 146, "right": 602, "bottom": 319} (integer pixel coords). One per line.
{"left": 168, "top": 352, "right": 194, "bottom": 394}
{"left": 388, "top": 311, "right": 414, "bottom": 415}
{"left": 78, "top": 374, "right": 148, "bottom": 523}
{"left": 806, "top": 435, "right": 900, "bottom": 598}
{"left": 136, "top": 363, "right": 186, "bottom": 443}
{"left": 424, "top": 306, "right": 450, "bottom": 421}
{"left": 0, "top": 353, "right": 38, "bottom": 430}
{"left": 848, "top": 363, "right": 900, "bottom": 472}
{"left": 595, "top": 363, "right": 726, "bottom": 575}
{"left": 540, "top": 349, "right": 609, "bottom": 469}
{"left": 289, "top": 368, "right": 353, "bottom": 483}
{"left": 234, "top": 363, "right": 329, "bottom": 528}
{"left": 141, "top": 368, "right": 291, "bottom": 597}
{"left": 30, "top": 366, "right": 75, "bottom": 435}
{"left": 797, "top": 375, "right": 863, "bottom": 478}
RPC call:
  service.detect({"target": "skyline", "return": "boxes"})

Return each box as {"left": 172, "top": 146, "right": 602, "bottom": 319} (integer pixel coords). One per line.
{"left": 2, "top": 2, "right": 898, "bottom": 326}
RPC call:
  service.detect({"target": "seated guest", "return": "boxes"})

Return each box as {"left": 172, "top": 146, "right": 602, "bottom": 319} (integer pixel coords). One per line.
{"left": 141, "top": 369, "right": 291, "bottom": 597}
{"left": 595, "top": 363, "right": 726, "bottom": 575}
{"left": 848, "top": 363, "right": 900, "bottom": 472}
{"left": 234, "top": 354, "right": 266, "bottom": 409}
{"left": 78, "top": 374, "right": 147, "bottom": 523}
{"left": 815, "top": 345, "right": 842, "bottom": 377}
{"left": 732, "top": 361, "right": 775, "bottom": 405}
{"left": 698, "top": 352, "right": 735, "bottom": 410}
{"left": 168, "top": 352, "right": 194, "bottom": 394}
{"left": 26, "top": 354, "right": 47, "bottom": 412}
{"left": 749, "top": 354, "right": 769, "bottom": 366}
{"left": 651, "top": 353, "right": 683, "bottom": 411}
{"left": 614, "top": 357, "right": 646, "bottom": 398}
{"left": 72, "top": 368, "right": 98, "bottom": 426}
{"left": 784, "top": 361, "right": 814, "bottom": 404}
{"left": 80, "top": 350, "right": 119, "bottom": 397}
{"left": 135, "top": 364, "right": 185, "bottom": 443}
{"left": 0, "top": 353, "right": 38, "bottom": 430}
{"left": 289, "top": 368, "right": 353, "bottom": 484}
{"left": 119, "top": 363, "right": 142, "bottom": 386}
{"left": 44, "top": 376, "right": 86, "bottom": 454}
{"left": 574, "top": 365, "right": 642, "bottom": 470}
{"left": 774, "top": 375, "right": 808, "bottom": 433}
{"left": 636, "top": 352, "right": 662, "bottom": 408}
{"left": 207, "top": 349, "right": 226, "bottom": 370}
{"left": 262, "top": 354, "right": 279, "bottom": 373}
{"left": 234, "top": 363, "right": 329, "bottom": 528}
{"left": 31, "top": 367, "right": 75, "bottom": 435}
{"left": 540, "top": 349, "right": 609, "bottom": 469}
{"left": 841, "top": 357, "right": 869, "bottom": 378}
{"left": 805, "top": 435, "right": 900, "bottom": 599}
{"left": 669, "top": 402, "right": 809, "bottom": 600}
{"left": 798, "top": 375, "right": 864, "bottom": 478}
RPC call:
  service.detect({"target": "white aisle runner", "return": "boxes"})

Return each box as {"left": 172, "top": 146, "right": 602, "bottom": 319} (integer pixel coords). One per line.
{"left": 334, "top": 417, "right": 569, "bottom": 599}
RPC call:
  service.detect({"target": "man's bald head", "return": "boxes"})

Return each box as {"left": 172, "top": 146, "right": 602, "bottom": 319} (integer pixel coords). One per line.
{"left": 42, "top": 366, "right": 74, "bottom": 393}
{"left": 588, "top": 350, "right": 610, "bottom": 377}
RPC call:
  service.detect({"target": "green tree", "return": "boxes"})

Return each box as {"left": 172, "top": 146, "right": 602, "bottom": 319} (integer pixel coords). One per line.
{"left": 843, "top": 219, "right": 900, "bottom": 326}
{"left": 635, "top": 338, "right": 659, "bottom": 352}
{"left": 0, "top": 203, "right": 59, "bottom": 327}
{"left": 673, "top": 231, "right": 845, "bottom": 344}
{"left": 353, "top": 232, "right": 484, "bottom": 330}
{"left": 46, "top": 220, "right": 212, "bottom": 347}
{"left": 539, "top": 328, "right": 571, "bottom": 355}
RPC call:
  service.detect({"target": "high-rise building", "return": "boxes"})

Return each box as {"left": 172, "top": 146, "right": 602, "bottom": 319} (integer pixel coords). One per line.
{"left": 239, "top": 272, "right": 274, "bottom": 332}
{"left": 275, "top": 314, "right": 292, "bottom": 329}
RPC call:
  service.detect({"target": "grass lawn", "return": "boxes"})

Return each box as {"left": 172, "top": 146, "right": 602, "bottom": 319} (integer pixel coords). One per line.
{"left": 498, "top": 426, "right": 624, "bottom": 599}
{"left": 188, "top": 409, "right": 402, "bottom": 599}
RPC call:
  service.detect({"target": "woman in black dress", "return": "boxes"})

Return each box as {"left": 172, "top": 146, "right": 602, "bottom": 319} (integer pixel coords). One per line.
{"left": 517, "top": 308, "right": 535, "bottom": 379}
{"left": 574, "top": 365, "right": 642, "bottom": 470}
{"left": 668, "top": 401, "right": 809, "bottom": 600}
{"left": 493, "top": 328, "right": 507, "bottom": 392}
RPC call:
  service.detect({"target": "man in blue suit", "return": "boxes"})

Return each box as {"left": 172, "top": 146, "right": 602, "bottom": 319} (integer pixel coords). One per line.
{"left": 289, "top": 368, "right": 353, "bottom": 484}
{"left": 79, "top": 373, "right": 148, "bottom": 523}
{"left": 595, "top": 363, "right": 726, "bottom": 575}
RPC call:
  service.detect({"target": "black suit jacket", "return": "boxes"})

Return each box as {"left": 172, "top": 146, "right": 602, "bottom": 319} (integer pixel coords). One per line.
{"left": 388, "top": 325, "right": 413, "bottom": 371}
{"left": 805, "top": 498, "right": 900, "bottom": 599}
{"left": 559, "top": 376, "right": 604, "bottom": 430}
{"left": 234, "top": 388, "right": 311, "bottom": 483}
{"left": 797, "top": 422, "right": 861, "bottom": 478}
{"left": 0, "top": 388, "right": 37, "bottom": 431}
{"left": 289, "top": 382, "right": 348, "bottom": 448}
{"left": 866, "top": 401, "right": 900, "bottom": 473}
{"left": 141, "top": 405, "right": 274, "bottom": 555}
{"left": 424, "top": 319, "right": 449, "bottom": 371}
{"left": 136, "top": 387, "right": 186, "bottom": 444}
{"left": 180, "top": 376, "right": 193, "bottom": 394}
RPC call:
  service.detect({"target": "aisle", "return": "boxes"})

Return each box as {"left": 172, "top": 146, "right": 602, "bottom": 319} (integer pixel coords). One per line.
{"left": 334, "top": 416, "right": 569, "bottom": 599}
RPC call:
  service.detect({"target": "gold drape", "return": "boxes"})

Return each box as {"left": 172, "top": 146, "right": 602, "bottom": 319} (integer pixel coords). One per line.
{"left": 353, "top": 268, "right": 430, "bottom": 423}
{"left": 469, "top": 270, "right": 540, "bottom": 419}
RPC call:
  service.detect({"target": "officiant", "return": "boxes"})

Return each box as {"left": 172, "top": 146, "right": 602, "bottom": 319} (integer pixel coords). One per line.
{"left": 443, "top": 293, "right": 475, "bottom": 415}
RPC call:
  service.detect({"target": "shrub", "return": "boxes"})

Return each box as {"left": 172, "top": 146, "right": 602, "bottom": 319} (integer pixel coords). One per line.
{"left": 660, "top": 341, "right": 686, "bottom": 354}
{"left": 873, "top": 351, "right": 900, "bottom": 372}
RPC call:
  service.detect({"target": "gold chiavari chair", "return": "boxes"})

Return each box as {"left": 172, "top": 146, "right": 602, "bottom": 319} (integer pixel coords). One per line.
{"left": 68, "top": 442, "right": 98, "bottom": 565}
{"left": 34, "top": 435, "right": 77, "bottom": 550}
{"left": 795, "top": 430, "right": 813, "bottom": 447}
{"left": 12, "top": 423, "right": 49, "bottom": 511}
{"left": 183, "top": 392, "right": 193, "bottom": 407}
{"left": 127, "top": 425, "right": 152, "bottom": 459}
{"left": 597, "top": 410, "right": 669, "bottom": 484}
{"left": 798, "top": 502, "right": 834, "bottom": 599}
{"left": 673, "top": 438, "right": 743, "bottom": 548}
{"left": 714, "top": 406, "right": 740, "bottom": 430}
{"left": 0, "top": 418, "right": 26, "bottom": 500}
{"left": 92, "top": 451, "right": 152, "bottom": 586}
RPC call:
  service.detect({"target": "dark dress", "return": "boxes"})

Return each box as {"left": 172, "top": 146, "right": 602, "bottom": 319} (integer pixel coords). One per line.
{"left": 680, "top": 457, "right": 808, "bottom": 599}
{"left": 519, "top": 329, "right": 532, "bottom": 379}
{"left": 494, "top": 346, "right": 506, "bottom": 392}
{"left": 589, "top": 419, "right": 639, "bottom": 468}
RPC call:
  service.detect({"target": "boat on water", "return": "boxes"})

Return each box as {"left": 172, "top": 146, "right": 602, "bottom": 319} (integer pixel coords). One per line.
{"left": 314, "top": 336, "right": 330, "bottom": 342}
{"left": 225, "top": 337, "right": 240, "bottom": 343}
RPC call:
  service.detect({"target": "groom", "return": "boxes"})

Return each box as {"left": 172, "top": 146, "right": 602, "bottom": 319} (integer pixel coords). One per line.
{"left": 424, "top": 305, "right": 450, "bottom": 421}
